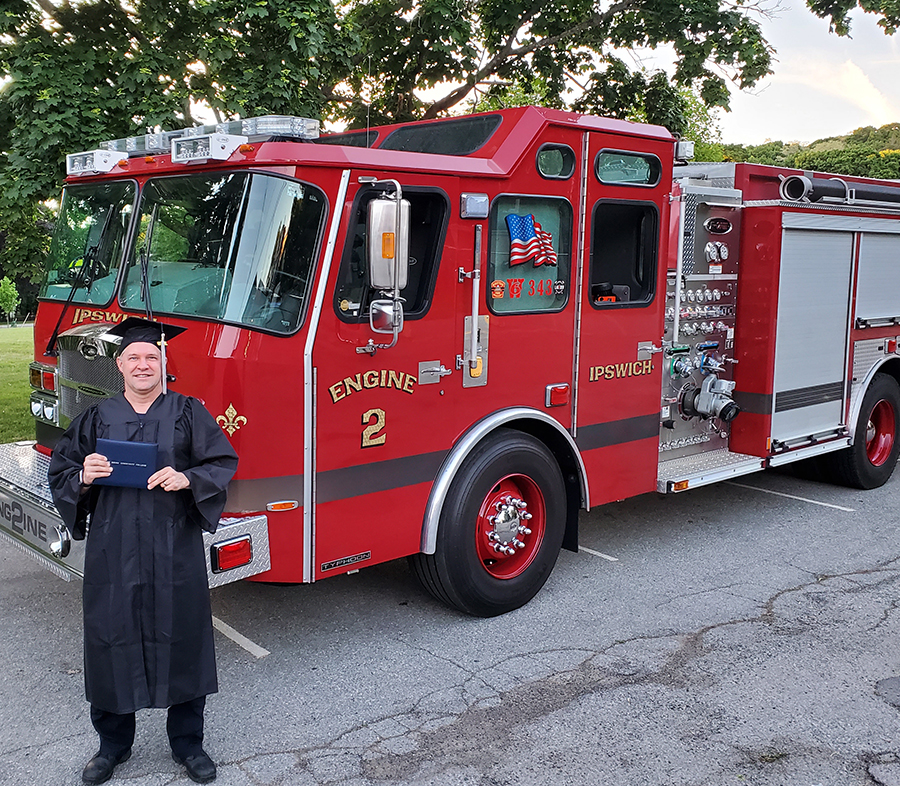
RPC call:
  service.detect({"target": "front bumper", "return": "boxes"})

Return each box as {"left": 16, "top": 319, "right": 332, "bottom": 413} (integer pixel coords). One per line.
{"left": 0, "top": 442, "right": 270, "bottom": 587}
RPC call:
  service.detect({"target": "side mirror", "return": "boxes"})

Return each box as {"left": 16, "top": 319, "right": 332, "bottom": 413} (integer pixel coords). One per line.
{"left": 369, "top": 299, "right": 404, "bottom": 334}
{"left": 367, "top": 197, "right": 410, "bottom": 290}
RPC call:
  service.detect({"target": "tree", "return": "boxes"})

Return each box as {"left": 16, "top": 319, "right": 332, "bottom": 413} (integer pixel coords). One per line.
{"left": 794, "top": 147, "right": 900, "bottom": 178}
{"left": 0, "top": 276, "right": 19, "bottom": 324}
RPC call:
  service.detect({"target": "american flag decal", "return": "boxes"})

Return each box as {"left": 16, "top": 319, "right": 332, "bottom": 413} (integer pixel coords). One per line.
{"left": 506, "top": 214, "right": 558, "bottom": 267}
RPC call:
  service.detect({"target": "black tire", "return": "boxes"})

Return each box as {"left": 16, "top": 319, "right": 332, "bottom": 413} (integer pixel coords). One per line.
{"left": 821, "top": 373, "right": 900, "bottom": 489}
{"left": 410, "top": 428, "right": 566, "bottom": 617}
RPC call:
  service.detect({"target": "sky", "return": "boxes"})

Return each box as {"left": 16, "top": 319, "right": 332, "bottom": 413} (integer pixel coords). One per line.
{"left": 712, "top": 3, "right": 900, "bottom": 145}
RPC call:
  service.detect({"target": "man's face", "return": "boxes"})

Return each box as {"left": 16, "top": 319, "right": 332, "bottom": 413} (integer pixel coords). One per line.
{"left": 116, "top": 342, "right": 162, "bottom": 397}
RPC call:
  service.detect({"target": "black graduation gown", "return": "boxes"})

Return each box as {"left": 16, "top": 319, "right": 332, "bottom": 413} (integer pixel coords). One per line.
{"left": 48, "top": 392, "right": 238, "bottom": 714}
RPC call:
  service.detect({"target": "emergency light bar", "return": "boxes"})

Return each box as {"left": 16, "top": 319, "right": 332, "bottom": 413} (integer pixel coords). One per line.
{"left": 66, "top": 114, "right": 320, "bottom": 175}
{"left": 172, "top": 133, "right": 248, "bottom": 164}
{"left": 66, "top": 149, "right": 120, "bottom": 175}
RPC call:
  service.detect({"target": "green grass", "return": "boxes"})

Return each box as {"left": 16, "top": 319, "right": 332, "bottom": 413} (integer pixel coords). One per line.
{"left": 0, "top": 325, "right": 36, "bottom": 442}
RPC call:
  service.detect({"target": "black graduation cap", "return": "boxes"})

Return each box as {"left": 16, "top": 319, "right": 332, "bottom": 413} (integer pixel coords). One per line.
{"left": 106, "top": 317, "right": 186, "bottom": 394}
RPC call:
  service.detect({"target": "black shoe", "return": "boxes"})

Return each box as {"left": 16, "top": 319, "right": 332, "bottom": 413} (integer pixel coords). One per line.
{"left": 172, "top": 750, "right": 217, "bottom": 783}
{"left": 82, "top": 749, "right": 131, "bottom": 785}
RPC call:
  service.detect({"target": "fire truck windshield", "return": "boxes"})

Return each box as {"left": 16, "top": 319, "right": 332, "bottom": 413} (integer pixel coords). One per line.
{"left": 41, "top": 180, "right": 136, "bottom": 305}
{"left": 119, "top": 172, "right": 326, "bottom": 334}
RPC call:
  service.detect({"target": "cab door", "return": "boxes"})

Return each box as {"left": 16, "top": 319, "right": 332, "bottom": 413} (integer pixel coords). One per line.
{"left": 311, "top": 178, "right": 457, "bottom": 578}
{"left": 575, "top": 136, "right": 671, "bottom": 505}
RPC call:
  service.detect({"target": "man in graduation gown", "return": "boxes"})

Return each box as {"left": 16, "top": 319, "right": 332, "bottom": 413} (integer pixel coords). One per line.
{"left": 48, "top": 318, "right": 238, "bottom": 785}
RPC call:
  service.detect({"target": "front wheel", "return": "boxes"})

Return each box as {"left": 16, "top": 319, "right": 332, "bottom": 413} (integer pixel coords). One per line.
{"left": 410, "top": 428, "right": 566, "bottom": 617}
{"left": 820, "top": 373, "right": 900, "bottom": 489}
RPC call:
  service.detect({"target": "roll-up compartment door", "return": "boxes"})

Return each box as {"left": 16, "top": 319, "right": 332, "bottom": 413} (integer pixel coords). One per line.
{"left": 856, "top": 233, "right": 900, "bottom": 323}
{"left": 772, "top": 228, "right": 853, "bottom": 442}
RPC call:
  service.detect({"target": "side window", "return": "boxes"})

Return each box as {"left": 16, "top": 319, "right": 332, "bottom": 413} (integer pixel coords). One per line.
{"left": 487, "top": 196, "right": 572, "bottom": 314}
{"left": 536, "top": 145, "right": 576, "bottom": 180}
{"left": 589, "top": 201, "right": 658, "bottom": 308}
{"left": 334, "top": 188, "right": 448, "bottom": 321}
{"left": 595, "top": 150, "right": 661, "bottom": 186}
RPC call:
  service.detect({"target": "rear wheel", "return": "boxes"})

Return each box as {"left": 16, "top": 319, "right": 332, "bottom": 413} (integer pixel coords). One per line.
{"left": 411, "top": 428, "right": 566, "bottom": 617}
{"left": 821, "top": 373, "right": 900, "bottom": 489}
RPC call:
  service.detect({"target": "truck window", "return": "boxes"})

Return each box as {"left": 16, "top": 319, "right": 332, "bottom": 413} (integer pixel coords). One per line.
{"left": 589, "top": 200, "right": 658, "bottom": 308}
{"left": 119, "top": 172, "right": 326, "bottom": 334}
{"left": 334, "top": 188, "right": 448, "bottom": 321}
{"left": 40, "top": 180, "right": 136, "bottom": 306}
{"left": 595, "top": 150, "right": 662, "bottom": 186}
{"left": 380, "top": 114, "right": 502, "bottom": 155}
{"left": 487, "top": 195, "right": 572, "bottom": 314}
{"left": 536, "top": 145, "right": 576, "bottom": 180}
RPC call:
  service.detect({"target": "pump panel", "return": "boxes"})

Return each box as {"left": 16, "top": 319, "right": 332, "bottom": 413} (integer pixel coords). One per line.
{"left": 660, "top": 199, "right": 741, "bottom": 459}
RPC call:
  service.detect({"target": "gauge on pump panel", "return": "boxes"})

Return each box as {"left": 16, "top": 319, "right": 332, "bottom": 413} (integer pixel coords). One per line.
{"left": 716, "top": 242, "right": 729, "bottom": 260}
{"left": 705, "top": 242, "right": 720, "bottom": 263}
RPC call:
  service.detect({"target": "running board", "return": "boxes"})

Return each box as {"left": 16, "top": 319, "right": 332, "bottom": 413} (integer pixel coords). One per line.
{"left": 658, "top": 448, "right": 765, "bottom": 493}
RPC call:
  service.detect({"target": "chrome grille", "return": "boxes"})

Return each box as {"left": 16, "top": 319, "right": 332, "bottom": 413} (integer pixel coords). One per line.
{"left": 56, "top": 326, "right": 123, "bottom": 426}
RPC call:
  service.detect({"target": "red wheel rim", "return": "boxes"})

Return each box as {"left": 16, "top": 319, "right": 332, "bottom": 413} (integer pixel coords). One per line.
{"left": 866, "top": 399, "right": 896, "bottom": 467}
{"left": 475, "top": 474, "right": 546, "bottom": 579}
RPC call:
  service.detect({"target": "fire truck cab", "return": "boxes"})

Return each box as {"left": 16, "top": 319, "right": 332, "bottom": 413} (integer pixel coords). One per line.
{"left": 2, "top": 106, "right": 899, "bottom": 616}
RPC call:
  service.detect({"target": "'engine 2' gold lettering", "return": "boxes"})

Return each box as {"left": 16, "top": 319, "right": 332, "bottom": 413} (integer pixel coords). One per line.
{"left": 588, "top": 359, "right": 654, "bottom": 382}
{"left": 329, "top": 370, "right": 417, "bottom": 403}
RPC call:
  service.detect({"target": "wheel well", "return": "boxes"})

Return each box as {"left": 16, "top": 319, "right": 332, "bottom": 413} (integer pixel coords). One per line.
{"left": 420, "top": 408, "right": 588, "bottom": 556}
{"left": 503, "top": 417, "right": 584, "bottom": 554}
{"left": 875, "top": 358, "right": 900, "bottom": 392}
{"left": 852, "top": 359, "right": 900, "bottom": 443}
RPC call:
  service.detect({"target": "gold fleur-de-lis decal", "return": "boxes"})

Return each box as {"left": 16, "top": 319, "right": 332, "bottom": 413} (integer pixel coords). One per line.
{"left": 217, "top": 403, "right": 247, "bottom": 436}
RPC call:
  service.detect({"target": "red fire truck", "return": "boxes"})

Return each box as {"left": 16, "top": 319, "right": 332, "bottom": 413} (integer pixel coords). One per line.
{"left": 2, "top": 106, "right": 899, "bottom": 616}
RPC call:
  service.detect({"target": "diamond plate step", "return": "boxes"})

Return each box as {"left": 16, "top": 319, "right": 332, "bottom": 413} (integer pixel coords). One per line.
{"left": 658, "top": 448, "right": 765, "bottom": 493}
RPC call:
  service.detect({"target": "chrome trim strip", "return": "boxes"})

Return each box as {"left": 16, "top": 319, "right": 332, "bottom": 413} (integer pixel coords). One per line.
{"left": 421, "top": 407, "right": 590, "bottom": 554}
{"left": 781, "top": 212, "right": 900, "bottom": 233}
{"left": 572, "top": 131, "right": 589, "bottom": 438}
{"left": 767, "top": 437, "right": 851, "bottom": 466}
{"left": 304, "top": 168, "right": 351, "bottom": 583}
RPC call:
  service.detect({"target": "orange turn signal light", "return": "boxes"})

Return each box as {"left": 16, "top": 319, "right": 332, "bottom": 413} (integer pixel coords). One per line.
{"left": 381, "top": 232, "right": 395, "bottom": 259}
{"left": 266, "top": 500, "right": 298, "bottom": 512}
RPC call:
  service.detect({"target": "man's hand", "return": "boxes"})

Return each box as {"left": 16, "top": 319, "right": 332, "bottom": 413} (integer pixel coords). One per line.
{"left": 82, "top": 453, "right": 112, "bottom": 485}
{"left": 147, "top": 466, "right": 190, "bottom": 492}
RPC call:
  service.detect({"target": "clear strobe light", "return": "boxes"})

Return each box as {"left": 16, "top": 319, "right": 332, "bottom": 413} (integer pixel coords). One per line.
{"left": 66, "top": 150, "right": 119, "bottom": 175}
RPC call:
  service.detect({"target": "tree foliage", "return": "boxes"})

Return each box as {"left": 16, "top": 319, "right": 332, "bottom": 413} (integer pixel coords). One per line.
{"left": 1, "top": 0, "right": 899, "bottom": 294}
{"left": 0, "top": 276, "right": 19, "bottom": 321}
{"left": 793, "top": 147, "right": 900, "bottom": 178}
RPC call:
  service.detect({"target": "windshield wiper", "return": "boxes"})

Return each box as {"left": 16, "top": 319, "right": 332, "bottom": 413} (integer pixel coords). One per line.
{"left": 138, "top": 203, "right": 159, "bottom": 321}
{"left": 44, "top": 205, "right": 118, "bottom": 357}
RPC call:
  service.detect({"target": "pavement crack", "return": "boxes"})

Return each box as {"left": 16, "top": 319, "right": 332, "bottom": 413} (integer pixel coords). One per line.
{"left": 869, "top": 596, "right": 900, "bottom": 631}
{"left": 393, "top": 637, "right": 479, "bottom": 678}
{"left": 652, "top": 581, "right": 746, "bottom": 609}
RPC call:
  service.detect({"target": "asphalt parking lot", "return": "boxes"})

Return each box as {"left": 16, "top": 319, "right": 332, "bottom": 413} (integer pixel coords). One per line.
{"left": 2, "top": 464, "right": 899, "bottom": 786}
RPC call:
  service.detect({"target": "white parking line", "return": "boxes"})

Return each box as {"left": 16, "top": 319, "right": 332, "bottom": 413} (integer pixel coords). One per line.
{"left": 212, "top": 616, "right": 270, "bottom": 659}
{"left": 579, "top": 546, "right": 619, "bottom": 562}
{"left": 724, "top": 481, "right": 856, "bottom": 512}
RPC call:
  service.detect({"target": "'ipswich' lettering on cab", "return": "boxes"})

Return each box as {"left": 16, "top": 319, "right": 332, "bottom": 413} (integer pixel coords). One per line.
{"left": 589, "top": 360, "right": 653, "bottom": 382}
{"left": 329, "top": 370, "right": 416, "bottom": 403}
{"left": 72, "top": 309, "right": 128, "bottom": 326}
